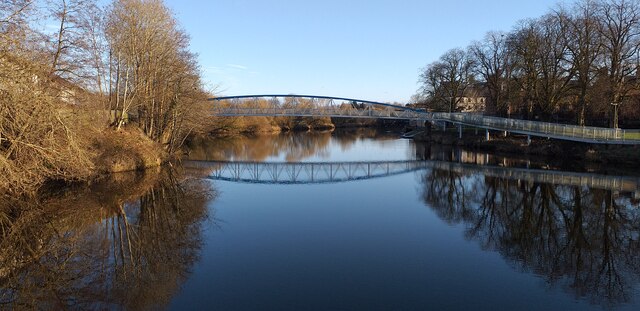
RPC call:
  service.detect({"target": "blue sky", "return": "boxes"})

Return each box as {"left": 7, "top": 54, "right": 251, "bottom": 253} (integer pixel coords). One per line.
{"left": 165, "top": 0, "right": 568, "bottom": 103}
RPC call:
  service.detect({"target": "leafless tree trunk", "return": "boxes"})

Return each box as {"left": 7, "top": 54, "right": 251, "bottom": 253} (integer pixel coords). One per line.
{"left": 105, "top": 0, "right": 207, "bottom": 152}
{"left": 469, "top": 31, "right": 513, "bottom": 115}
{"left": 596, "top": 0, "right": 640, "bottom": 127}
{"left": 558, "top": 0, "right": 603, "bottom": 126}
{"left": 535, "top": 14, "right": 575, "bottom": 120}
{"left": 419, "top": 48, "right": 474, "bottom": 112}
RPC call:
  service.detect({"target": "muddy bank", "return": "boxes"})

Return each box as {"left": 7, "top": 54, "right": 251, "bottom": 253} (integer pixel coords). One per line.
{"left": 414, "top": 128, "right": 640, "bottom": 168}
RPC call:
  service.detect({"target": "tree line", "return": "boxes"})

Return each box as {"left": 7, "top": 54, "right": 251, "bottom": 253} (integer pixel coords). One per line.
{"left": 416, "top": 0, "right": 640, "bottom": 128}
{"left": 1, "top": 0, "right": 209, "bottom": 195}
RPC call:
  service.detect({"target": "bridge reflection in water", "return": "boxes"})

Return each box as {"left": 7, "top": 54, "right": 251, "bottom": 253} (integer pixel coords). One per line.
{"left": 185, "top": 160, "right": 640, "bottom": 195}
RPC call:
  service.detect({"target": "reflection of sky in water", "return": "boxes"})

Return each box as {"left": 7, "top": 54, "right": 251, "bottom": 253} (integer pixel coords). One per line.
{"left": 173, "top": 133, "right": 640, "bottom": 311}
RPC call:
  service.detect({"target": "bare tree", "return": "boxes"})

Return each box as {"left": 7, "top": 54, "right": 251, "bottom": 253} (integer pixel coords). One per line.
{"left": 48, "top": 0, "right": 102, "bottom": 81}
{"left": 509, "top": 19, "right": 543, "bottom": 119}
{"left": 71, "top": 0, "right": 108, "bottom": 95}
{"left": 418, "top": 48, "right": 474, "bottom": 112}
{"left": 0, "top": 0, "right": 99, "bottom": 196}
{"left": 106, "top": 0, "right": 207, "bottom": 151}
{"left": 557, "top": 0, "right": 603, "bottom": 125}
{"left": 469, "top": 31, "right": 513, "bottom": 115}
{"left": 596, "top": 0, "right": 640, "bottom": 127}
{"left": 0, "top": 51, "right": 95, "bottom": 196}
{"left": 0, "top": 0, "right": 40, "bottom": 53}
{"left": 535, "top": 13, "right": 575, "bottom": 119}
{"left": 415, "top": 0, "right": 640, "bottom": 125}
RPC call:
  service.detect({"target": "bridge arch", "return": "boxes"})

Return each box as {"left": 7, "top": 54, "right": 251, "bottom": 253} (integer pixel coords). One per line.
{"left": 209, "top": 94, "right": 426, "bottom": 120}
{"left": 209, "top": 94, "right": 640, "bottom": 145}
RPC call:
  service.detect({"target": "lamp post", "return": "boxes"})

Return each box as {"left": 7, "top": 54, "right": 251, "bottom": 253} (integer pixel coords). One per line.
{"left": 611, "top": 102, "right": 620, "bottom": 129}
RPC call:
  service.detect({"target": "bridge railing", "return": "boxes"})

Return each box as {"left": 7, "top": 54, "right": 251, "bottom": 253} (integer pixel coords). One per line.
{"left": 432, "top": 112, "right": 640, "bottom": 143}
{"left": 209, "top": 95, "right": 640, "bottom": 144}
{"left": 212, "top": 106, "right": 424, "bottom": 120}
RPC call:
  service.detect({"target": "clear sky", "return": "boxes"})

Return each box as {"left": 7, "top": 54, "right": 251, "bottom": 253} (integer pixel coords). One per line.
{"left": 164, "top": 0, "right": 568, "bottom": 103}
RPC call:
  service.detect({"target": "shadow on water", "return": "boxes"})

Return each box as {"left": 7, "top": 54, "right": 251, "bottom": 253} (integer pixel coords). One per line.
{"left": 0, "top": 168, "right": 215, "bottom": 310}
{"left": 418, "top": 162, "right": 640, "bottom": 308}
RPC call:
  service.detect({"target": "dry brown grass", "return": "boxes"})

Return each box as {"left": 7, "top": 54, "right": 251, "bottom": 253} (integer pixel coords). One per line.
{"left": 92, "top": 127, "right": 167, "bottom": 174}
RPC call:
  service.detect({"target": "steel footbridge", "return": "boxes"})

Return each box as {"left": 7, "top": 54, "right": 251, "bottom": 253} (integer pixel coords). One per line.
{"left": 210, "top": 95, "right": 640, "bottom": 144}
{"left": 185, "top": 159, "right": 640, "bottom": 195}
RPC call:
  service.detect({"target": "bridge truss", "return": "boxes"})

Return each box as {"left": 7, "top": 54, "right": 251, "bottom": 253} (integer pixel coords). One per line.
{"left": 209, "top": 95, "right": 640, "bottom": 144}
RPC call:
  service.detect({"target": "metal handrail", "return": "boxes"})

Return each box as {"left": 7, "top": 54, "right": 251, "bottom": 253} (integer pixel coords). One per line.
{"left": 431, "top": 112, "right": 640, "bottom": 143}
{"left": 209, "top": 95, "right": 640, "bottom": 144}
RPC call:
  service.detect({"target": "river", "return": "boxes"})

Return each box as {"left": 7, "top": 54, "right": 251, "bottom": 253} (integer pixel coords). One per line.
{"left": 2, "top": 129, "right": 640, "bottom": 310}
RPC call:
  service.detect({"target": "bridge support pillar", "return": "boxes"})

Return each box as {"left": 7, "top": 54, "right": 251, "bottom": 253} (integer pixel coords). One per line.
{"left": 526, "top": 135, "right": 531, "bottom": 146}
{"left": 458, "top": 124, "right": 463, "bottom": 139}
{"left": 442, "top": 122, "right": 446, "bottom": 131}
{"left": 503, "top": 131, "right": 508, "bottom": 137}
{"left": 485, "top": 129, "right": 490, "bottom": 141}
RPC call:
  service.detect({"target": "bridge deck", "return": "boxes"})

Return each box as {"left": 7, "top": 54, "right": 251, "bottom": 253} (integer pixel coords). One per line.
{"left": 209, "top": 95, "right": 640, "bottom": 145}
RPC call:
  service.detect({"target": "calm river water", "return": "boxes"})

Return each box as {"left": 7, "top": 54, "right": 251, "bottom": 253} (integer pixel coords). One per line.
{"left": 2, "top": 129, "right": 640, "bottom": 310}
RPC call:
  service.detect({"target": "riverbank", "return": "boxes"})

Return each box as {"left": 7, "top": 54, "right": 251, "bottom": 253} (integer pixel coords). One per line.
{"left": 206, "top": 116, "right": 407, "bottom": 136}
{"left": 92, "top": 128, "right": 168, "bottom": 174}
{"left": 413, "top": 128, "right": 640, "bottom": 168}
{"left": 0, "top": 124, "right": 171, "bottom": 199}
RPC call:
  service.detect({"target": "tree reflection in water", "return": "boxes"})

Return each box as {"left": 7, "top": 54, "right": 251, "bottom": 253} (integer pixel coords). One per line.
{"left": 186, "top": 132, "right": 332, "bottom": 162}
{"left": 420, "top": 167, "right": 640, "bottom": 307}
{"left": 0, "top": 168, "right": 214, "bottom": 310}
{"left": 186, "top": 128, "right": 401, "bottom": 162}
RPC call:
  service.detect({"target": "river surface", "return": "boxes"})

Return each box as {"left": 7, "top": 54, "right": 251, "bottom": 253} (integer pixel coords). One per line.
{"left": 2, "top": 129, "right": 640, "bottom": 310}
